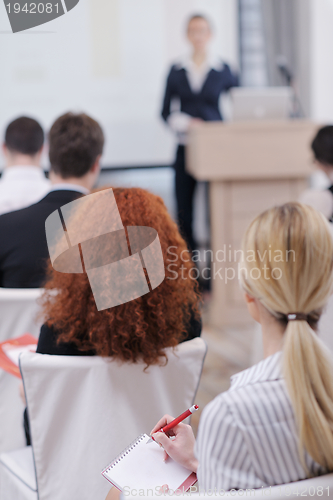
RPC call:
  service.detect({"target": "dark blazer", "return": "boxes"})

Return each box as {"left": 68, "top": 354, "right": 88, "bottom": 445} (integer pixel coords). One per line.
{"left": 162, "top": 62, "right": 238, "bottom": 123}
{"left": 36, "top": 324, "right": 96, "bottom": 356}
{"left": 36, "top": 310, "right": 202, "bottom": 356}
{"left": 0, "top": 190, "right": 84, "bottom": 288}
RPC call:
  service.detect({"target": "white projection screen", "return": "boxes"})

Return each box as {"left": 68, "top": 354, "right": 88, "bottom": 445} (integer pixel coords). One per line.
{"left": 0, "top": 0, "right": 238, "bottom": 168}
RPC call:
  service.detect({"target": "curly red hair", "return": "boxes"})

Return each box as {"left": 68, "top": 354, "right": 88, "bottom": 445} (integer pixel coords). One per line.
{"left": 41, "top": 187, "right": 201, "bottom": 366}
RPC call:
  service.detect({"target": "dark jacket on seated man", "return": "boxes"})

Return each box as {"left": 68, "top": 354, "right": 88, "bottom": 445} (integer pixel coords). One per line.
{"left": 0, "top": 111, "right": 104, "bottom": 289}
{"left": 0, "top": 190, "right": 84, "bottom": 288}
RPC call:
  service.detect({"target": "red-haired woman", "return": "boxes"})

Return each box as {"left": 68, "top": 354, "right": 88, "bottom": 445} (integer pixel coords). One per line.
{"left": 24, "top": 187, "right": 201, "bottom": 443}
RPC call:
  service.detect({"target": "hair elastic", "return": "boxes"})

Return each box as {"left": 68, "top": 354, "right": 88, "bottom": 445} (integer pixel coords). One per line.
{"left": 287, "top": 313, "right": 308, "bottom": 322}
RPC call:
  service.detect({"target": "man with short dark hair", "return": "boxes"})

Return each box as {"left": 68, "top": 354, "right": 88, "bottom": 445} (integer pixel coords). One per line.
{"left": 299, "top": 125, "right": 333, "bottom": 220}
{"left": 0, "top": 116, "right": 50, "bottom": 215}
{"left": 0, "top": 112, "right": 104, "bottom": 288}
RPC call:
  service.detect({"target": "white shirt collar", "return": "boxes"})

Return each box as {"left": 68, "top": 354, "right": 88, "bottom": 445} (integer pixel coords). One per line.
{"left": 49, "top": 183, "right": 89, "bottom": 195}
{"left": 1, "top": 165, "right": 46, "bottom": 180}
{"left": 176, "top": 52, "right": 224, "bottom": 72}
{"left": 230, "top": 351, "right": 282, "bottom": 390}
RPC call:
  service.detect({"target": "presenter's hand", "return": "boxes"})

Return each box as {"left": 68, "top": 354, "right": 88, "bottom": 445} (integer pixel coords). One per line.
{"left": 150, "top": 414, "right": 198, "bottom": 473}
{"left": 189, "top": 118, "right": 203, "bottom": 128}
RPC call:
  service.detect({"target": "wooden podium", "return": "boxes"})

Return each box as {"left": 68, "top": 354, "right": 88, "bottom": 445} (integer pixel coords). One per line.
{"left": 186, "top": 120, "right": 317, "bottom": 327}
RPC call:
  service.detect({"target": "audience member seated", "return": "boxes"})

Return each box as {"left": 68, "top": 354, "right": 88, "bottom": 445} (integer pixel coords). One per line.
{"left": 0, "top": 112, "right": 104, "bottom": 288}
{"left": 107, "top": 202, "right": 333, "bottom": 498}
{"left": 0, "top": 116, "right": 50, "bottom": 215}
{"left": 300, "top": 125, "right": 333, "bottom": 219}
{"left": 24, "top": 186, "right": 202, "bottom": 444}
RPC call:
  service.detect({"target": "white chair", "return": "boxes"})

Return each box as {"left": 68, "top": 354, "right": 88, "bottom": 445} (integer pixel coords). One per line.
{"left": 0, "top": 288, "right": 44, "bottom": 342}
{"left": 0, "top": 337, "right": 207, "bottom": 500}
{"left": 0, "top": 288, "right": 44, "bottom": 454}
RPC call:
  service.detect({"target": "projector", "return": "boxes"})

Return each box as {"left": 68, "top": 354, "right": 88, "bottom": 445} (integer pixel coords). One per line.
{"left": 4, "top": 0, "right": 80, "bottom": 33}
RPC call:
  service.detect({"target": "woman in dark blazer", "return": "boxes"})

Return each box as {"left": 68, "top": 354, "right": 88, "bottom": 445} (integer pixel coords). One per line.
{"left": 162, "top": 14, "right": 238, "bottom": 252}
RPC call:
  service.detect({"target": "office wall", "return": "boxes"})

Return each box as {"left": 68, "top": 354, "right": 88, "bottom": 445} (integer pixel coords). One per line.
{"left": 310, "top": 0, "right": 333, "bottom": 122}
{"left": 0, "top": 0, "right": 238, "bottom": 168}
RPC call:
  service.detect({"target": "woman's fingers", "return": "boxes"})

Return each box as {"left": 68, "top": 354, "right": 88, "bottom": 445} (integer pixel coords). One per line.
{"left": 153, "top": 425, "right": 198, "bottom": 473}
{"left": 150, "top": 414, "right": 174, "bottom": 435}
{"left": 158, "top": 485, "right": 169, "bottom": 494}
{"left": 105, "top": 487, "right": 121, "bottom": 500}
{"left": 152, "top": 431, "right": 173, "bottom": 454}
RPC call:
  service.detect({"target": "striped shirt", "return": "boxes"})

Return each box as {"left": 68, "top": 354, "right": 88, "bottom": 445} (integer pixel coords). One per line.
{"left": 195, "top": 352, "right": 327, "bottom": 491}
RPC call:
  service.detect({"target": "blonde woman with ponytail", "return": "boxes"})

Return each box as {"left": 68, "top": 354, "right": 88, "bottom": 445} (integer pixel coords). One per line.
{"left": 147, "top": 202, "right": 333, "bottom": 492}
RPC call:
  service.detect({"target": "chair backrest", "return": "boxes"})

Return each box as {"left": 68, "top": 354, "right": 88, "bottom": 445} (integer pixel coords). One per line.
{"left": 20, "top": 337, "right": 207, "bottom": 500}
{"left": 0, "top": 288, "right": 44, "bottom": 454}
{"left": 0, "top": 288, "right": 44, "bottom": 342}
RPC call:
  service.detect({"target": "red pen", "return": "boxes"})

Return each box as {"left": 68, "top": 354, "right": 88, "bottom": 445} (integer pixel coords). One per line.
{"left": 147, "top": 404, "right": 199, "bottom": 444}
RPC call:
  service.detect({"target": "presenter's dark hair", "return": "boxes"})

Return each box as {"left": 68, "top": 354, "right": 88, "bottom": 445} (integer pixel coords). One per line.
{"left": 311, "top": 125, "right": 333, "bottom": 167}
{"left": 49, "top": 112, "right": 104, "bottom": 178}
{"left": 5, "top": 116, "right": 44, "bottom": 155}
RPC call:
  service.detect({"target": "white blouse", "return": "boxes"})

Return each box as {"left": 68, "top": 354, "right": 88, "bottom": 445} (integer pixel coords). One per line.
{"left": 167, "top": 53, "right": 225, "bottom": 144}
{"left": 0, "top": 166, "right": 51, "bottom": 216}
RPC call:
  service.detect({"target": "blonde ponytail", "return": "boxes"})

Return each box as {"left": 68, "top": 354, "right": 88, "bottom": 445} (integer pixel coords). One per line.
{"left": 284, "top": 320, "right": 333, "bottom": 470}
{"left": 241, "top": 203, "right": 333, "bottom": 472}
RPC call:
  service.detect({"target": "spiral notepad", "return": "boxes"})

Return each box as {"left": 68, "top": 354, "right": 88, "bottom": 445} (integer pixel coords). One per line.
{"left": 101, "top": 433, "right": 197, "bottom": 492}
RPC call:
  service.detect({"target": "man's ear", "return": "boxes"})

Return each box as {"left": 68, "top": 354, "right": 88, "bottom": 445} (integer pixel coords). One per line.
{"left": 91, "top": 155, "right": 101, "bottom": 174}
{"left": 34, "top": 146, "right": 44, "bottom": 161}
{"left": 2, "top": 143, "right": 8, "bottom": 157}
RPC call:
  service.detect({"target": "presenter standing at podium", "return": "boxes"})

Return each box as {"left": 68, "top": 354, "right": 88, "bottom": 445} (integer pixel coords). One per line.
{"left": 161, "top": 14, "right": 238, "bottom": 251}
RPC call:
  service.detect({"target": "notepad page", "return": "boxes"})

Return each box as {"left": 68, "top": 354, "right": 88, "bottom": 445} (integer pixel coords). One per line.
{"left": 2, "top": 344, "right": 37, "bottom": 366}
{"left": 103, "top": 434, "right": 192, "bottom": 491}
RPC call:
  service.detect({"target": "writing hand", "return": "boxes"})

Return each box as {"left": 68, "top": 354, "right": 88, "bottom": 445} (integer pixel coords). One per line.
{"left": 150, "top": 414, "right": 198, "bottom": 473}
